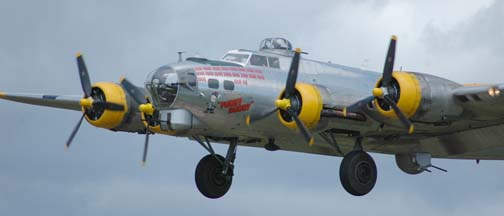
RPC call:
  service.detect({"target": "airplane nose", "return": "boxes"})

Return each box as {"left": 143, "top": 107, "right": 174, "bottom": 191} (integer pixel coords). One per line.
{"left": 145, "top": 66, "right": 179, "bottom": 109}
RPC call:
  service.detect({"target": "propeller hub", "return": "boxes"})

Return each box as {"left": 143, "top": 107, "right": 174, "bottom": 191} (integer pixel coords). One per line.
{"left": 275, "top": 98, "right": 291, "bottom": 111}
{"left": 79, "top": 98, "right": 93, "bottom": 108}
{"left": 372, "top": 88, "right": 385, "bottom": 98}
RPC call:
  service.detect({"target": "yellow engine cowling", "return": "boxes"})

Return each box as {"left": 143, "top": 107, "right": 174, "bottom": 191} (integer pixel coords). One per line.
{"left": 375, "top": 72, "right": 422, "bottom": 118}
{"left": 277, "top": 83, "right": 323, "bottom": 129}
{"left": 82, "top": 82, "right": 129, "bottom": 129}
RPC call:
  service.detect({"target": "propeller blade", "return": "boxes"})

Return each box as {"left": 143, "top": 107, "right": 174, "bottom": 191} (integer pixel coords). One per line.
{"left": 246, "top": 108, "right": 278, "bottom": 126}
{"left": 120, "top": 77, "right": 147, "bottom": 104}
{"left": 76, "top": 53, "right": 93, "bottom": 98}
{"left": 286, "top": 108, "right": 315, "bottom": 146}
{"left": 383, "top": 95, "right": 414, "bottom": 134}
{"left": 65, "top": 113, "right": 86, "bottom": 151}
{"left": 382, "top": 35, "right": 397, "bottom": 87}
{"left": 92, "top": 101, "right": 125, "bottom": 111}
{"left": 141, "top": 128, "right": 150, "bottom": 166}
{"left": 284, "top": 48, "right": 302, "bottom": 98}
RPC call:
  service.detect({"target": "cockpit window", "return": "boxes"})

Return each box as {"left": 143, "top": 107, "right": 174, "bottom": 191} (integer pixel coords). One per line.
{"left": 250, "top": 54, "right": 268, "bottom": 67}
{"left": 268, "top": 57, "right": 280, "bottom": 68}
{"left": 222, "top": 53, "right": 250, "bottom": 64}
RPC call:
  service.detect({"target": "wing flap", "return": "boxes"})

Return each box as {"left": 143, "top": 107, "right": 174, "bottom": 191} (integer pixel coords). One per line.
{"left": 0, "top": 92, "right": 82, "bottom": 111}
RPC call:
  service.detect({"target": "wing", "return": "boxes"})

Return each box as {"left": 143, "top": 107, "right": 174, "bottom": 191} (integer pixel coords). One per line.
{"left": 0, "top": 92, "right": 82, "bottom": 111}
{"left": 453, "top": 84, "right": 504, "bottom": 119}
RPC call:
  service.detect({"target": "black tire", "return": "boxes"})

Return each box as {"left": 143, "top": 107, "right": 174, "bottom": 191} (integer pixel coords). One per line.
{"left": 339, "top": 151, "right": 377, "bottom": 196}
{"left": 195, "top": 154, "right": 232, "bottom": 199}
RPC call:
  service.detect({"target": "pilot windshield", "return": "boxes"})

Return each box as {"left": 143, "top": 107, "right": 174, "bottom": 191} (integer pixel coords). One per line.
{"left": 250, "top": 54, "right": 267, "bottom": 67}
{"left": 222, "top": 53, "right": 250, "bottom": 64}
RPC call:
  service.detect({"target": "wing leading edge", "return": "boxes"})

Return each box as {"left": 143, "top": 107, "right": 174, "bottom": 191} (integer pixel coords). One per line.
{"left": 0, "top": 92, "right": 82, "bottom": 111}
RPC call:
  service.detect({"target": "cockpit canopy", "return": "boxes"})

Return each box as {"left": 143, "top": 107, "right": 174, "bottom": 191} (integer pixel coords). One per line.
{"left": 220, "top": 38, "right": 293, "bottom": 69}
{"left": 221, "top": 51, "right": 281, "bottom": 69}
{"left": 259, "top": 38, "right": 292, "bottom": 51}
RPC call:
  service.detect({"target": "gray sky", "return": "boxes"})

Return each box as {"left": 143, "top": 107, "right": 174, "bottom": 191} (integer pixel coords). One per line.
{"left": 1, "top": 0, "right": 504, "bottom": 215}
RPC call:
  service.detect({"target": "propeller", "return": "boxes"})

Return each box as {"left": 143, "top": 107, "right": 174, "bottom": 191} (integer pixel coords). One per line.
{"left": 120, "top": 77, "right": 155, "bottom": 166}
{"left": 65, "top": 53, "right": 125, "bottom": 150}
{"left": 246, "top": 49, "right": 314, "bottom": 145}
{"left": 274, "top": 48, "right": 315, "bottom": 145}
{"left": 346, "top": 36, "right": 414, "bottom": 134}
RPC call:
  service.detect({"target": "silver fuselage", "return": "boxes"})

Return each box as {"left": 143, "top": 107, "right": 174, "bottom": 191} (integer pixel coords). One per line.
{"left": 139, "top": 47, "right": 504, "bottom": 160}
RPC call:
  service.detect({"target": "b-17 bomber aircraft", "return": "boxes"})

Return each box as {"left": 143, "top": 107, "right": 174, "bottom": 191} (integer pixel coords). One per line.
{"left": 2, "top": 36, "right": 503, "bottom": 198}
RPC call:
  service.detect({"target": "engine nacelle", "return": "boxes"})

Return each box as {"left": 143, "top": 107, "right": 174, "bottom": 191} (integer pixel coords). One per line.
{"left": 374, "top": 72, "right": 463, "bottom": 123}
{"left": 277, "top": 83, "right": 323, "bottom": 129}
{"left": 375, "top": 72, "right": 422, "bottom": 119}
{"left": 80, "top": 81, "right": 147, "bottom": 134}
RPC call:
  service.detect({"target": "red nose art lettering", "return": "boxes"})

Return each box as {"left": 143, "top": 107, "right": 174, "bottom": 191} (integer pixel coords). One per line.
{"left": 193, "top": 66, "right": 264, "bottom": 86}
{"left": 218, "top": 98, "right": 253, "bottom": 113}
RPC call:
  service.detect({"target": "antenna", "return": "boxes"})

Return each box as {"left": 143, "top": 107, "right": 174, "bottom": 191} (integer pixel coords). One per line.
{"left": 177, "top": 51, "right": 186, "bottom": 63}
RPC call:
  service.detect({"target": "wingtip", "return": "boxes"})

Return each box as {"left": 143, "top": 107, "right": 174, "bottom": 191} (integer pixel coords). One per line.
{"left": 294, "top": 48, "right": 302, "bottom": 53}
{"left": 308, "top": 137, "right": 315, "bottom": 146}
{"left": 141, "top": 161, "right": 146, "bottom": 167}
{"left": 391, "top": 35, "right": 398, "bottom": 41}
{"left": 119, "top": 76, "right": 126, "bottom": 83}
{"left": 76, "top": 52, "right": 82, "bottom": 58}
{"left": 343, "top": 107, "right": 348, "bottom": 117}
{"left": 0, "top": 92, "right": 5, "bottom": 98}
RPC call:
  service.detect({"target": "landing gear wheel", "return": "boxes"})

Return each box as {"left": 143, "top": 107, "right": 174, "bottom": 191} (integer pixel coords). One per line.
{"left": 195, "top": 154, "right": 232, "bottom": 199}
{"left": 339, "top": 151, "right": 377, "bottom": 196}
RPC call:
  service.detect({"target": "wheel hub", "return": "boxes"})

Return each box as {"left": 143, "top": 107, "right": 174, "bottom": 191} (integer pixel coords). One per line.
{"left": 211, "top": 167, "right": 228, "bottom": 186}
{"left": 355, "top": 161, "right": 372, "bottom": 184}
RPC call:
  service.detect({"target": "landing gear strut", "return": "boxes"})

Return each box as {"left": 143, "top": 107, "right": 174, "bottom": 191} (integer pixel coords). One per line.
{"left": 193, "top": 137, "right": 237, "bottom": 199}
{"left": 339, "top": 137, "right": 377, "bottom": 196}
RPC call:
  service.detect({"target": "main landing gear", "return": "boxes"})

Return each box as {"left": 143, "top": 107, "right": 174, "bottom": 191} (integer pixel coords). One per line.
{"left": 191, "top": 136, "right": 378, "bottom": 198}
{"left": 339, "top": 137, "right": 377, "bottom": 196}
{"left": 193, "top": 136, "right": 237, "bottom": 199}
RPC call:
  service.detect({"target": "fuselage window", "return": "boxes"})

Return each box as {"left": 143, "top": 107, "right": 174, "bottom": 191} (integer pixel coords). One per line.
{"left": 208, "top": 79, "right": 219, "bottom": 89}
{"left": 250, "top": 54, "right": 268, "bottom": 67}
{"left": 268, "top": 57, "right": 280, "bottom": 68}
{"left": 223, "top": 80, "right": 235, "bottom": 91}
